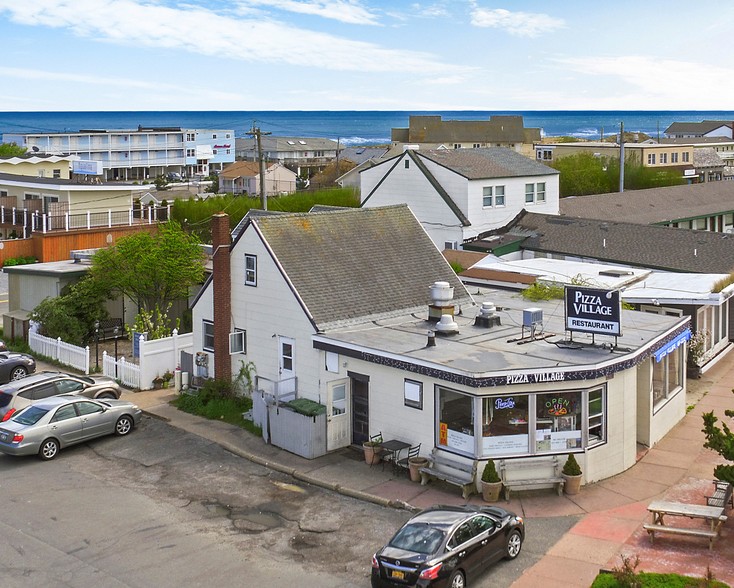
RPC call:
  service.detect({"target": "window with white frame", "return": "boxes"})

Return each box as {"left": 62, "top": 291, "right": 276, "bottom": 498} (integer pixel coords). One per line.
{"left": 652, "top": 346, "right": 683, "bottom": 409}
{"left": 525, "top": 183, "right": 535, "bottom": 203}
{"left": 404, "top": 159, "right": 409, "bottom": 169}
{"left": 404, "top": 379, "right": 423, "bottom": 409}
{"left": 53, "top": 169, "right": 61, "bottom": 178}
{"left": 683, "top": 152, "right": 690, "bottom": 162}
{"left": 229, "top": 329, "right": 246, "bottom": 354}
{"left": 482, "top": 187, "right": 493, "bottom": 207}
{"left": 495, "top": 185, "right": 505, "bottom": 206}
{"left": 647, "top": 153, "right": 656, "bottom": 165}
{"left": 671, "top": 152, "right": 679, "bottom": 163}
{"left": 203, "top": 320, "right": 214, "bottom": 351}
{"left": 244, "top": 254, "right": 257, "bottom": 286}
{"left": 325, "top": 351, "right": 339, "bottom": 373}
{"left": 587, "top": 386, "right": 605, "bottom": 446}
{"left": 186, "top": 133, "right": 195, "bottom": 141}
{"left": 660, "top": 153, "right": 668, "bottom": 164}
{"left": 186, "top": 148, "right": 195, "bottom": 157}
{"left": 536, "top": 182, "right": 546, "bottom": 202}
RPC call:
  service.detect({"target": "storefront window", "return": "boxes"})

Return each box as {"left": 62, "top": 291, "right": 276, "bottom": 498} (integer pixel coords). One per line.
{"left": 652, "top": 346, "right": 683, "bottom": 408}
{"left": 588, "top": 387, "right": 605, "bottom": 446}
{"left": 438, "top": 389, "right": 474, "bottom": 453}
{"left": 534, "top": 391, "right": 582, "bottom": 452}
{"left": 481, "top": 395, "right": 529, "bottom": 455}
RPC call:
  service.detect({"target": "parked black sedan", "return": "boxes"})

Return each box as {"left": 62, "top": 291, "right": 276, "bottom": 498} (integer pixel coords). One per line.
{"left": 371, "top": 505, "right": 524, "bottom": 588}
{"left": 0, "top": 350, "right": 35, "bottom": 384}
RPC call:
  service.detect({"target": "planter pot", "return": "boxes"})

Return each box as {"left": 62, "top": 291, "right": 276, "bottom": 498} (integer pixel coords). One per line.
{"left": 363, "top": 443, "right": 381, "bottom": 465}
{"left": 408, "top": 457, "right": 429, "bottom": 482}
{"left": 481, "top": 480, "right": 503, "bottom": 502}
{"left": 562, "top": 473, "right": 583, "bottom": 495}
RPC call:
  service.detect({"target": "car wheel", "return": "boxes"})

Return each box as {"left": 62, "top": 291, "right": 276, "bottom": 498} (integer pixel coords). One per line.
{"left": 505, "top": 530, "right": 523, "bottom": 560}
{"left": 98, "top": 392, "right": 117, "bottom": 399}
{"left": 10, "top": 366, "right": 28, "bottom": 380}
{"left": 39, "top": 439, "right": 60, "bottom": 461}
{"left": 448, "top": 570, "right": 465, "bottom": 588}
{"left": 115, "top": 415, "right": 134, "bottom": 436}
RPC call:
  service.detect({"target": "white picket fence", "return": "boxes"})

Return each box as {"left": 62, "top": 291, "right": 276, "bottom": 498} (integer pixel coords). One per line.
{"left": 102, "top": 352, "right": 140, "bottom": 389}
{"left": 29, "top": 329, "right": 192, "bottom": 391}
{"left": 29, "top": 331, "right": 90, "bottom": 374}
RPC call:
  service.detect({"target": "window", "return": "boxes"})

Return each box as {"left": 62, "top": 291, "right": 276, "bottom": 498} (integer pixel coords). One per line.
{"left": 671, "top": 152, "right": 679, "bottom": 163}
{"left": 51, "top": 405, "right": 78, "bottom": 422}
{"left": 55, "top": 379, "right": 84, "bottom": 395}
{"left": 404, "top": 379, "right": 423, "bottom": 409}
{"left": 0, "top": 190, "right": 7, "bottom": 197}
{"left": 660, "top": 153, "right": 667, "bottom": 164}
{"left": 495, "top": 185, "right": 505, "bottom": 206}
{"left": 186, "top": 133, "right": 195, "bottom": 141}
{"left": 213, "top": 149, "right": 218, "bottom": 155}
{"left": 226, "top": 149, "right": 231, "bottom": 154}
{"left": 325, "top": 351, "right": 339, "bottom": 373}
{"left": 473, "top": 143, "right": 481, "bottom": 148}
{"left": 481, "top": 394, "right": 529, "bottom": 455}
{"left": 587, "top": 386, "right": 605, "bottom": 446}
{"left": 652, "top": 346, "right": 683, "bottom": 409}
{"left": 454, "top": 144, "right": 461, "bottom": 149}
{"left": 212, "top": 134, "right": 217, "bottom": 139}
{"left": 404, "top": 160, "right": 410, "bottom": 169}
{"left": 229, "top": 330, "right": 246, "bottom": 354}
{"left": 534, "top": 391, "right": 582, "bottom": 452}
{"left": 226, "top": 134, "right": 231, "bottom": 139}
{"left": 186, "top": 148, "right": 195, "bottom": 157}
{"left": 53, "top": 169, "right": 61, "bottom": 178}
{"left": 482, "top": 187, "right": 493, "bottom": 207}
{"left": 438, "top": 388, "right": 475, "bottom": 454}
{"left": 536, "top": 182, "right": 546, "bottom": 203}
{"left": 76, "top": 401, "right": 104, "bottom": 416}
{"left": 245, "top": 254, "right": 257, "bottom": 286}
{"left": 647, "top": 153, "right": 656, "bottom": 165}
{"left": 525, "top": 183, "right": 535, "bottom": 204}
{"left": 537, "top": 149, "right": 553, "bottom": 161}
{"left": 203, "top": 320, "right": 214, "bottom": 351}
{"left": 683, "top": 152, "right": 690, "bottom": 163}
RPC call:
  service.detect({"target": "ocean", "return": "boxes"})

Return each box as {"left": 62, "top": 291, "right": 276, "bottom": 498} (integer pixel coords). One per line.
{"left": 1, "top": 110, "right": 734, "bottom": 146}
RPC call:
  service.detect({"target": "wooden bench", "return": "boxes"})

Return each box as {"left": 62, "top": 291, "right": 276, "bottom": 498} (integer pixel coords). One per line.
{"left": 420, "top": 450, "right": 477, "bottom": 499}
{"left": 642, "top": 524, "right": 721, "bottom": 551}
{"left": 498, "top": 456, "right": 565, "bottom": 501}
{"left": 706, "top": 481, "right": 733, "bottom": 510}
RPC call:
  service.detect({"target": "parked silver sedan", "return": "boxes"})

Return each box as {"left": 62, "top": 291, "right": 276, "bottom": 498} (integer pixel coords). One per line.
{"left": 0, "top": 395, "right": 142, "bottom": 460}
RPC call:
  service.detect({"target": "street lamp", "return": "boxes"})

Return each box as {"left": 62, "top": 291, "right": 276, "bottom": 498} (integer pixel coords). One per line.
{"left": 94, "top": 320, "right": 100, "bottom": 371}
{"left": 113, "top": 325, "right": 120, "bottom": 378}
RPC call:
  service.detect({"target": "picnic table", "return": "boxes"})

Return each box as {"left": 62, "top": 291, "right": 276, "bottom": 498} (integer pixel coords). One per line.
{"left": 644, "top": 500, "right": 727, "bottom": 550}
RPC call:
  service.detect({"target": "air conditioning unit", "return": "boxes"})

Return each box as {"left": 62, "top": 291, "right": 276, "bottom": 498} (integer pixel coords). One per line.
{"left": 522, "top": 308, "right": 543, "bottom": 327}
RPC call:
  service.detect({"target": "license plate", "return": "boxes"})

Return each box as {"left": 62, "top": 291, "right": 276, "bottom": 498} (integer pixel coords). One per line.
{"left": 391, "top": 570, "right": 405, "bottom": 580}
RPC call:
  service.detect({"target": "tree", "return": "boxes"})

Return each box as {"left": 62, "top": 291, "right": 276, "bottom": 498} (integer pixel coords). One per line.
{"left": 30, "top": 276, "right": 111, "bottom": 346}
{"left": 0, "top": 142, "right": 27, "bottom": 157}
{"left": 702, "top": 396, "right": 734, "bottom": 484}
{"left": 89, "top": 222, "right": 206, "bottom": 335}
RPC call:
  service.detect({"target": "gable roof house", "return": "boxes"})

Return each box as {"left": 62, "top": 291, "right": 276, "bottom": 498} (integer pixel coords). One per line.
{"left": 360, "top": 148, "right": 559, "bottom": 251}
{"left": 390, "top": 115, "right": 541, "bottom": 157}
{"left": 191, "top": 204, "right": 691, "bottom": 488}
{"left": 218, "top": 161, "right": 297, "bottom": 196}
{"left": 664, "top": 120, "right": 734, "bottom": 139}
{"left": 234, "top": 136, "right": 339, "bottom": 178}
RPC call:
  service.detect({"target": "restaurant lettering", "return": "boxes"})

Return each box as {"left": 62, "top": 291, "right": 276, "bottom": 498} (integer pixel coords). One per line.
{"left": 506, "top": 371, "right": 565, "bottom": 384}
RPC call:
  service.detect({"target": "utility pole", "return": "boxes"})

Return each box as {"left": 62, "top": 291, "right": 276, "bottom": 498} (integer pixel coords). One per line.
{"left": 619, "top": 121, "right": 625, "bottom": 193}
{"left": 335, "top": 137, "right": 340, "bottom": 184}
{"left": 247, "top": 123, "right": 271, "bottom": 210}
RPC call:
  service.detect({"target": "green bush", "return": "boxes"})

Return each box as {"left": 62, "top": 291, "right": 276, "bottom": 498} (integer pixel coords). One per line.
{"left": 3, "top": 256, "right": 37, "bottom": 267}
{"left": 285, "top": 398, "right": 326, "bottom": 416}
{"left": 481, "top": 459, "right": 501, "bottom": 483}
{"left": 563, "top": 453, "right": 582, "bottom": 476}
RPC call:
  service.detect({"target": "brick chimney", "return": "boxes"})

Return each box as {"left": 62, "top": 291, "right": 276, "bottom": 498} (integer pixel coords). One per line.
{"left": 211, "top": 213, "right": 231, "bottom": 381}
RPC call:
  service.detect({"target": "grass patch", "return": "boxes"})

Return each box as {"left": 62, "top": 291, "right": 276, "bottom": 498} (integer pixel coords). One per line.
{"left": 172, "top": 390, "right": 261, "bottom": 436}
{"left": 592, "top": 572, "right": 728, "bottom": 587}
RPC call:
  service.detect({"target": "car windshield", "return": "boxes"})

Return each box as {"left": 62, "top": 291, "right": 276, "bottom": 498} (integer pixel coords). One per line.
{"left": 389, "top": 523, "right": 445, "bottom": 555}
{"left": 13, "top": 406, "right": 50, "bottom": 426}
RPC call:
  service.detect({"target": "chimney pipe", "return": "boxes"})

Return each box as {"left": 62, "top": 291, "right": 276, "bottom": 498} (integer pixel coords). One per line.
{"left": 212, "top": 213, "right": 231, "bottom": 381}
{"left": 427, "top": 330, "right": 436, "bottom": 347}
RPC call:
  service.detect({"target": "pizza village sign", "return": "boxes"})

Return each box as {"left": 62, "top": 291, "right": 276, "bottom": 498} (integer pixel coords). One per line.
{"left": 506, "top": 371, "right": 565, "bottom": 384}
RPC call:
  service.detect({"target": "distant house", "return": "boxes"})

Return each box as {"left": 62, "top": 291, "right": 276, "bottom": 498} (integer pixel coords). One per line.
{"left": 664, "top": 120, "right": 733, "bottom": 139}
{"left": 234, "top": 136, "right": 338, "bottom": 178}
{"left": 360, "top": 148, "right": 559, "bottom": 250}
{"left": 390, "top": 115, "right": 541, "bottom": 157}
{"left": 0, "top": 154, "right": 75, "bottom": 180}
{"left": 218, "top": 161, "right": 297, "bottom": 196}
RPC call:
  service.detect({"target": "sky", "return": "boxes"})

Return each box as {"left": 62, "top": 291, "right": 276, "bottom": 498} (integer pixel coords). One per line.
{"left": 0, "top": 0, "right": 732, "bottom": 112}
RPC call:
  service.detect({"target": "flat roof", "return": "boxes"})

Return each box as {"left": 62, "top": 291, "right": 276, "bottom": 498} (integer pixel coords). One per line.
{"left": 313, "top": 288, "right": 687, "bottom": 385}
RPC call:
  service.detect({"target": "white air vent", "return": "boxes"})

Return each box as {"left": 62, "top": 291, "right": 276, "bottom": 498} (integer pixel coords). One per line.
{"left": 430, "top": 281, "right": 454, "bottom": 305}
{"left": 522, "top": 308, "right": 543, "bottom": 327}
{"left": 435, "top": 314, "right": 459, "bottom": 335}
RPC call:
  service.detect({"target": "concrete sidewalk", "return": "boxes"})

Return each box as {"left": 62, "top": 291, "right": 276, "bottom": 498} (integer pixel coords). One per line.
{"left": 122, "top": 355, "right": 734, "bottom": 587}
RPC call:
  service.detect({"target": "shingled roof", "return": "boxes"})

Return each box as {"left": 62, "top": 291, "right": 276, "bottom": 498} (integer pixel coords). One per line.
{"left": 559, "top": 181, "right": 734, "bottom": 225}
{"left": 485, "top": 211, "right": 734, "bottom": 273}
{"left": 238, "top": 205, "right": 473, "bottom": 329}
{"left": 415, "top": 147, "right": 558, "bottom": 180}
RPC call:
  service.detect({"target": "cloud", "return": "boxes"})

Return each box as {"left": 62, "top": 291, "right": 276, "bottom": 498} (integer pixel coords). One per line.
{"left": 470, "top": 7, "right": 564, "bottom": 37}
{"left": 0, "top": 0, "right": 467, "bottom": 75}
{"left": 235, "top": 0, "right": 380, "bottom": 25}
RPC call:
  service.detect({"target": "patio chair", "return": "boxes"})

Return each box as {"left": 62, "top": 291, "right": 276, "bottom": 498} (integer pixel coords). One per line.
{"left": 396, "top": 443, "right": 421, "bottom": 472}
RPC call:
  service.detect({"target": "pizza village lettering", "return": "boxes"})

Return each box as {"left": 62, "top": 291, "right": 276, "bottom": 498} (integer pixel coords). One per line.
{"left": 506, "top": 371, "right": 565, "bottom": 384}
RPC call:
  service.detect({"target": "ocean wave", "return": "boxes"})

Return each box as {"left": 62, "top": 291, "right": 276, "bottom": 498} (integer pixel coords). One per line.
{"left": 336, "top": 136, "right": 390, "bottom": 146}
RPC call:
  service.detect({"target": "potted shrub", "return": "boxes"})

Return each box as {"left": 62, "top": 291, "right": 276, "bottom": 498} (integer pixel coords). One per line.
{"left": 481, "top": 459, "right": 503, "bottom": 502}
{"left": 562, "top": 454, "right": 583, "bottom": 495}
{"left": 687, "top": 330, "right": 708, "bottom": 379}
{"left": 363, "top": 435, "right": 383, "bottom": 465}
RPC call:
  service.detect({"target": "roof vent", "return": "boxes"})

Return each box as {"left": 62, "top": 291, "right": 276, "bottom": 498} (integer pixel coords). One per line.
{"left": 430, "top": 281, "right": 454, "bottom": 305}
{"left": 523, "top": 308, "right": 543, "bottom": 328}
{"left": 475, "top": 301, "right": 501, "bottom": 328}
{"left": 435, "top": 314, "right": 459, "bottom": 336}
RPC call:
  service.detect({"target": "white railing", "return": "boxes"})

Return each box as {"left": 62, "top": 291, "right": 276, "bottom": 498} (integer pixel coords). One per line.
{"left": 29, "top": 331, "right": 90, "bottom": 374}
{"left": 103, "top": 352, "right": 140, "bottom": 388}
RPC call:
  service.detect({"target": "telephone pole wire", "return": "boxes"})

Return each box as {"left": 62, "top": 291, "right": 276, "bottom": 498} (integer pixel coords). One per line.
{"left": 247, "top": 123, "right": 272, "bottom": 210}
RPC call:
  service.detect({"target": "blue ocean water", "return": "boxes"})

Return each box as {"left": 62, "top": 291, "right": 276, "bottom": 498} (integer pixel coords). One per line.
{"left": 1, "top": 110, "right": 734, "bottom": 146}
